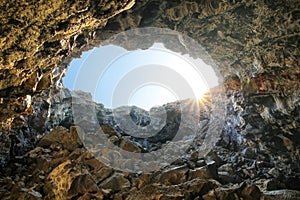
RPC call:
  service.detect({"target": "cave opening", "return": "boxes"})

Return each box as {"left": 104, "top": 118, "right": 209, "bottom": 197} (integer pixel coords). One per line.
{"left": 61, "top": 39, "right": 225, "bottom": 166}
{"left": 1, "top": 0, "right": 300, "bottom": 198}
{"left": 62, "top": 42, "right": 219, "bottom": 111}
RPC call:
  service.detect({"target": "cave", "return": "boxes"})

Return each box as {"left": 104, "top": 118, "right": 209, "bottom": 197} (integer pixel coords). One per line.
{"left": 1, "top": 0, "right": 300, "bottom": 199}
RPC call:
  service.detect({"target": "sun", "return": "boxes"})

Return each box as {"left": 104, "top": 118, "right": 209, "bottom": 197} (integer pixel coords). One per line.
{"left": 197, "top": 92, "right": 212, "bottom": 111}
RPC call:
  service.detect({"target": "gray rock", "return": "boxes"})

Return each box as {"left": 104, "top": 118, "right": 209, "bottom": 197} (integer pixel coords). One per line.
{"left": 218, "top": 163, "right": 234, "bottom": 183}
{"left": 262, "top": 190, "right": 300, "bottom": 200}
{"left": 205, "top": 151, "right": 222, "bottom": 167}
{"left": 241, "top": 147, "right": 256, "bottom": 159}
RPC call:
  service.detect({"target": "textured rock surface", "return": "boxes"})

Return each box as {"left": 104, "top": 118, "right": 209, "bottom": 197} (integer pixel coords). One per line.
{"left": 1, "top": 87, "right": 300, "bottom": 199}
{"left": 1, "top": 0, "right": 299, "bottom": 127}
{"left": 0, "top": 119, "right": 299, "bottom": 199}
{"left": 0, "top": 0, "right": 135, "bottom": 125}
{"left": 1, "top": 0, "right": 300, "bottom": 199}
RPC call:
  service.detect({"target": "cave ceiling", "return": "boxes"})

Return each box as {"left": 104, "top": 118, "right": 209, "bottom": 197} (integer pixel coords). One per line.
{"left": 0, "top": 0, "right": 299, "bottom": 126}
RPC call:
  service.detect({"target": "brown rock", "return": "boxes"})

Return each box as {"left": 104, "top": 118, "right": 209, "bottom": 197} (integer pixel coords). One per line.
{"left": 127, "top": 179, "right": 212, "bottom": 200}
{"left": 225, "top": 75, "right": 241, "bottom": 91}
{"left": 108, "top": 135, "right": 120, "bottom": 145}
{"left": 68, "top": 174, "right": 98, "bottom": 196}
{"left": 46, "top": 160, "right": 77, "bottom": 199}
{"left": 38, "top": 126, "right": 82, "bottom": 152}
{"left": 126, "top": 184, "right": 184, "bottom": 200}
{"left": 99, "top": 173, "right": 131, "bottom": 192}
{"left": 188, "top": 165, "right": 218, "bottom": 180}
{"left": 37, "top": 126, "right": 67, "bottom": 148}
{"left": 63, "top": 126, "right": 83, "bottom": 151}
{"left": 156, "top": 165, "right": 188, "bottom": 185}
{"left": 84, "top": 158, "right": 113, "bottom": 183}
{"left": 202, "top": 190, "right": 217, "bottom": 200}
{"left": 101, "top": 125, "right": 119, "bottom": 136}
{"left": 120, "top": 139, "right": 142, "bottom": 153}
{"left": 36, "top": 73, "right": 52, "bottom": 92}
{"left": 45, "top": 159, "right": 100, "bottom": 199}
{"left": 135, "top": 174, "right": 151, "bottom": 189}
{"left": 77, "top": 192, "right": 104, "bottom": 200}
{"left": 241, "top": 184, "right": 261, "bottom": 200}
{"left": 203, "top": 183, "right": 242, "bottom": 200}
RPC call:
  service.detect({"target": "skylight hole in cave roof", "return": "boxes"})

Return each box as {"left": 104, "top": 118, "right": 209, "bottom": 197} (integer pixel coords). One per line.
{"left": 62, "top": 43, "right": 219, "bottom": 111}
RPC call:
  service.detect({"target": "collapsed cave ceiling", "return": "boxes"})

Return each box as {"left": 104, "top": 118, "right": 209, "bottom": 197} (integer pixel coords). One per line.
{"left": 1, "top": 0, "right": 299, "bottom": 126}
{"left": 0, "top": 0, "right": 300, "bottom": 199}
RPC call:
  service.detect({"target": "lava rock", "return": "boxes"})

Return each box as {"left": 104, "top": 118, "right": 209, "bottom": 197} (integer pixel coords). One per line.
{"left": 156, "top": 165, "right": 188, "bottom": 185}
{"left": 99, "top": 173, "right": 131, "bottom": 192}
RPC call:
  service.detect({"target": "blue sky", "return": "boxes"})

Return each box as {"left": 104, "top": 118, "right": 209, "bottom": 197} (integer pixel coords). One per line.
{"left": 63, "top": 44, "right": 219, "bottom": 110}
{"left": 63, "top": 51, "right": 92, "bottom": 90}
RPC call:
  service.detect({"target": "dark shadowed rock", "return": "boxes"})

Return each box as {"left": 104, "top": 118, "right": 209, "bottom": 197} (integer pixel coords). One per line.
{"left": 241, "top": 184, "right": 261, "bottom": 200}
{"left": 68, "top": 174, "right": 98, "bottom": 195}
{"left": 99, "top": 173, "right": 131, "bottom": 192}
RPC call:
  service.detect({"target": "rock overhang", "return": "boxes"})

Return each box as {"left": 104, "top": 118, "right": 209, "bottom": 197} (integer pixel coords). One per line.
{"left": 0, "top": 0, "right": 300, "bottom": 199}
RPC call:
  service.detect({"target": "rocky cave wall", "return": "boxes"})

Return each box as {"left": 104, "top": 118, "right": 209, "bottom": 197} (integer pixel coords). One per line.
{"left": 0, "top": 0, "right": 135, "bottom": 125}
{"left": 0, "top": 0, "right": 300, "bottom": 199}
{"left": 1, "top": 0, "right": 299, "bottom": 127}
